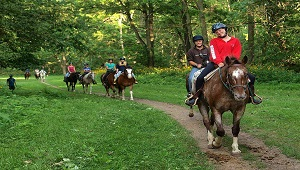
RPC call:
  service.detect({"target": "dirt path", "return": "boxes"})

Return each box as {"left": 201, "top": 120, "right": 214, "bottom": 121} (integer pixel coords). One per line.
{"left": 135, "top": 99, "right": 300, "bottom": 170}
{"left": 43, "top": 82, "right": 299, "bottom": 169}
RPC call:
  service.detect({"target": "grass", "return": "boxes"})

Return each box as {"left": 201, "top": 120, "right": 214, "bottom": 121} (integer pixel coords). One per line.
{"left": 0, "top": 75, "right": 213, "bottom": 169}
{"left": 1, "top": 71, "right": 300, "bottom": 169}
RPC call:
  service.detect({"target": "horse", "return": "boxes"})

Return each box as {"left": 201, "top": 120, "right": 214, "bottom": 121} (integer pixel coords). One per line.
{"left": 116, "top": 67, "right": 135, "bottom": 100}
{"left": 39, "top": 69, "right": 46, "bottom": 82}
{"left": 100, "top": 71, "right": 117, "bottom": 97}
{"left": 24, "top": 72, "right": 30, "bottom": 80}
{"left": 34, "top": 69, "right": 40, "bottom": 80}
{"left": 188, "top": 56, "right": 250, "bottom": 155}
{"left": 81, "top": 72, "right": 95, "bottom": 94}
{"left": 65, "top": 72, "right": 81, "bottom": 92}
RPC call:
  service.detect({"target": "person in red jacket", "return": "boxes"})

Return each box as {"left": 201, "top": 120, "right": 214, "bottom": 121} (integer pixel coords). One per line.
{"left": 185, "top": 22, "right": 262, "bottom": 106}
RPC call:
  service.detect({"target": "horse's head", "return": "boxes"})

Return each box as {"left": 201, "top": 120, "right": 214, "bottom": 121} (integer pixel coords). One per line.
{"left": 124, "top": 67, "right": 133, "bottom": 79}
{"left": 225, "top": 56, "right": 249, "bottom": 101}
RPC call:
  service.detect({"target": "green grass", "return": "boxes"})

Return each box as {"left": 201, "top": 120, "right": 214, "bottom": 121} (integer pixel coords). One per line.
{"left": 0, "top": 76, "right": 213, "bottom": 169}
{"left": 1, "top": 71, "right": 300, "bottom": 169}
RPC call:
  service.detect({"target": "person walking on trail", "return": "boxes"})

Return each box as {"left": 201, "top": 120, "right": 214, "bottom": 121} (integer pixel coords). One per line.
{"left": 185, "top": 22, "right": 262, "bottom": 106}
{"left": 186, "top": 35, "right": 210, "bottom": 98}
{"left": 114, "top": 57, "right": 138, "bottom": 84}
{"left": 7, "top": 74, "right": 16, "bottom": 93}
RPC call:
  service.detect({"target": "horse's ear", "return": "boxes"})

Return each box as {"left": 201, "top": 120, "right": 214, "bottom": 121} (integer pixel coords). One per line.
{"left": 242, "top": 55, "right": 248, "bottom": 64}
{"left": 225, "top": 56, "right": 231, "bottom": 65}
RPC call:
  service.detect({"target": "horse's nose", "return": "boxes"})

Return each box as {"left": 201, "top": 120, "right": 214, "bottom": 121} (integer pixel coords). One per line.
{"left": 234, "top": 93, "right": 247, "bottom": 101}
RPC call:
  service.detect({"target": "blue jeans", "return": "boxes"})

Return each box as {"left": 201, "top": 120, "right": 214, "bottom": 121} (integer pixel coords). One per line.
{"left": 188, "top": 67, "right": 200, "bottom": 93}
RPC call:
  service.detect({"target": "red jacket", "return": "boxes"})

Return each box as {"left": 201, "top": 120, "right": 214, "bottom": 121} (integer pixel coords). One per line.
{"left": 209, "top": 37, "right": 242, "bottom": 65}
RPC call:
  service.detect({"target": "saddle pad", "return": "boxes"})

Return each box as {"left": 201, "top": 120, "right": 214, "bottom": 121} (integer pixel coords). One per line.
{"left": 204, "top": 68, "right": 219, "bottom": 82}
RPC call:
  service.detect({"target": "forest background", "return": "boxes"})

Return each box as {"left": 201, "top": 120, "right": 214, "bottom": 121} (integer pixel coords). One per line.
{"left": 0, "top": 0, "right": 299, "bottom": 74}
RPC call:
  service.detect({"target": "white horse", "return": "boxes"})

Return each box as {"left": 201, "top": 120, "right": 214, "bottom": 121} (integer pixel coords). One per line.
{"left": 82, "top": 72, "right": 95, "bottom": 94}
{"left": 39, "top": 69, "right": 47, "bottom": 82}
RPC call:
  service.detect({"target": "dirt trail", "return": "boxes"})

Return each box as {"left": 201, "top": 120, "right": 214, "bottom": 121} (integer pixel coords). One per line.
{"left": 43, "top": 82, "right": 299, "bottom": 169}
{"left": 135, "top": 99, "right": 300, "bottom": 170}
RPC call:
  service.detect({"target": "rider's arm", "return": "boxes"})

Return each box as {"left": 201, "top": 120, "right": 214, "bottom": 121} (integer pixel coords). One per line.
{"left": 209, "top": 38, "right": 223, "bottom": 65}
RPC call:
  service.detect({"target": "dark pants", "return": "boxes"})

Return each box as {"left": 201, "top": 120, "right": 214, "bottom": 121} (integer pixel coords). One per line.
{"left": 195, "top": 62, "right": 256, "bottom": 91}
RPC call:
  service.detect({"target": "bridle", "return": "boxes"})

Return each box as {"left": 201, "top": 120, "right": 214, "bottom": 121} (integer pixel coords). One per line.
{"left": 219, "top": 64, "right": 248, "bottom": 94}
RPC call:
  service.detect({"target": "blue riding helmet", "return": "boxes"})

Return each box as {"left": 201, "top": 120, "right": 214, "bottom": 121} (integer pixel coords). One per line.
{"left": 212, "top": 22, "right": 227, "bottom": 33}
{"left": 193, "top": 35, "right": 204, "bottom": 42}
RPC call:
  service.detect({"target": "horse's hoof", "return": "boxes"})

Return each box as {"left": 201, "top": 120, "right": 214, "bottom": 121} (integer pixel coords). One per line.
{"left": 188, "top": 113, "right": 194, "bottom": 117}
{"left": 212, "top": 143, "right": 222, "bottom": 149}
{"left": 208, "top": 144, "right": 214, "bottom": 149}
{"left": 231, "top": 150, "right": 241, "bottom": 156}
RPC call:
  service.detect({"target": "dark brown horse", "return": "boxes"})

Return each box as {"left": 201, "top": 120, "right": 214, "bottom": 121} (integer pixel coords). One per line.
{"left": 189, "top": 56, "right": 250, "bottom": 155}
{"left": 116, "top": 67, "right": 135, "bottom": 100}
{"left": 66, "top": 72, "right": 80, "bottom": 92}
{"left": 100, "top": 71, "right": 117, "bottom": 97}
{"left": 24, "top": 72, "right": 30, "bottom": 80}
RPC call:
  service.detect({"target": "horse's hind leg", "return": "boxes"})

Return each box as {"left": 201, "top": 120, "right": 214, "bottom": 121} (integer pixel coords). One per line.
{"left": 188, "top": 106, "right": 194, "bottom": 117}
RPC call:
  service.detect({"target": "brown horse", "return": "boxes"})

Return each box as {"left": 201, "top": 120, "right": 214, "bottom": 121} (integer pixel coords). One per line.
{"left": 189, "top": 56, "right": 250, "bottom": 155}
{"left": 65, "top": 72, "right": 81, "bottom": 92}
{"left": 24, "top": 72, "right": 30, "bottom": 80}
{"left": 116, "top": 67, "right": 135, "bottom": 100}
{"left": 100, "top": 71, "right": 117, "bottom": 97}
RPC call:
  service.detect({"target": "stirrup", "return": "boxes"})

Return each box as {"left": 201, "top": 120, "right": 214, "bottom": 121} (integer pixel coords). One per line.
{"left": 250, "top": 93, "right": 262, "bottom": 105}
{"left": 184, "top": 94, "right": 199, "bottom": 106}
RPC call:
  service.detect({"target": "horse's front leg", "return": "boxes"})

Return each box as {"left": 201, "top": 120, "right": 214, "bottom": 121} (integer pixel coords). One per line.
{"left": 198, "top": 103, "right": 214, "bottom": 148}
{"left": 129, "top": 85, "right": 133, "bottom": 100}
{"left": 89, "top": 84, "right": 92, "bottom": 94}
{"left": 122, "top": 89, "right": 125, "bottom": 100}
{"left": 211, "top": 109, "right": 224, "bottom": 149}
{"left": 231, "top": 110, "right": 244, "bottom": 155}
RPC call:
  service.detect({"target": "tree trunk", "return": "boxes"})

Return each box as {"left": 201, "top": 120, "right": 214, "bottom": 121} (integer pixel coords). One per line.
{"left": 247, "top": 10, "right": 255, "bottom": 64}
{"left": 181, "top": 0, "right": 192, "bottom": 53}
{"left": 195, "top": 0, "right": 209, "bottom": 45}
{"left": 146, "top": 1, "right": 155, "bottom": 67}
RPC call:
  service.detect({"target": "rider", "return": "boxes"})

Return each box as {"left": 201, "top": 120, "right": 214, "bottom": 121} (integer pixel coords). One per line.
{"left": 114, "top": 57, "right": 137, "bottom": 84}
{"left": 7, "top": 74, "right": 16, "bottom": 92}
{"left": 64, "top": 62, "right": 76, "bottom": 82}
{"left": 186, "top": 35, "right": 210, "bottom": 98}
{"left": 25, "top": 68, "right": 30, "bottom": 74}
{"left": 80, "top": 63, "right": 97, "bottom": 84}
{"left": 185, "top": 22, "right": 262, "bottom": 106}
{"left": 103, "top": 58, "right": 116, "bottom": 83}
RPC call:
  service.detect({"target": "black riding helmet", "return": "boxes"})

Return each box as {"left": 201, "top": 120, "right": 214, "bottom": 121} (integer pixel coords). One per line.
{"left": 193, "top": 35, "right": 204, "bottom": 42}
{"left": 212, "top": 22, "right": 227, "bottom": 33}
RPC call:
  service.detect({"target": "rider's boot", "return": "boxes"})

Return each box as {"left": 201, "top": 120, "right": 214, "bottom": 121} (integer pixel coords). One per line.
{"left": 63, "top": 77, "right": 66, "bottom": 82}
{"left": 185, "top": 89, "right": 202, "bottom": 106}
{"left": 135, "top": 79, "right": 138, "bottom": 84}
{"left": 248, "top": 84, "right": 262, "bottom": 105}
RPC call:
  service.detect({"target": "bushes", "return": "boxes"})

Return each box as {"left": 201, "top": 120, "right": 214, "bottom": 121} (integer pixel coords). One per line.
{"left": 136, "top": 65, "right": 300, "bottom": 84}
{"left": 248, "top": 64, "right": 300, "bottom": 83}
